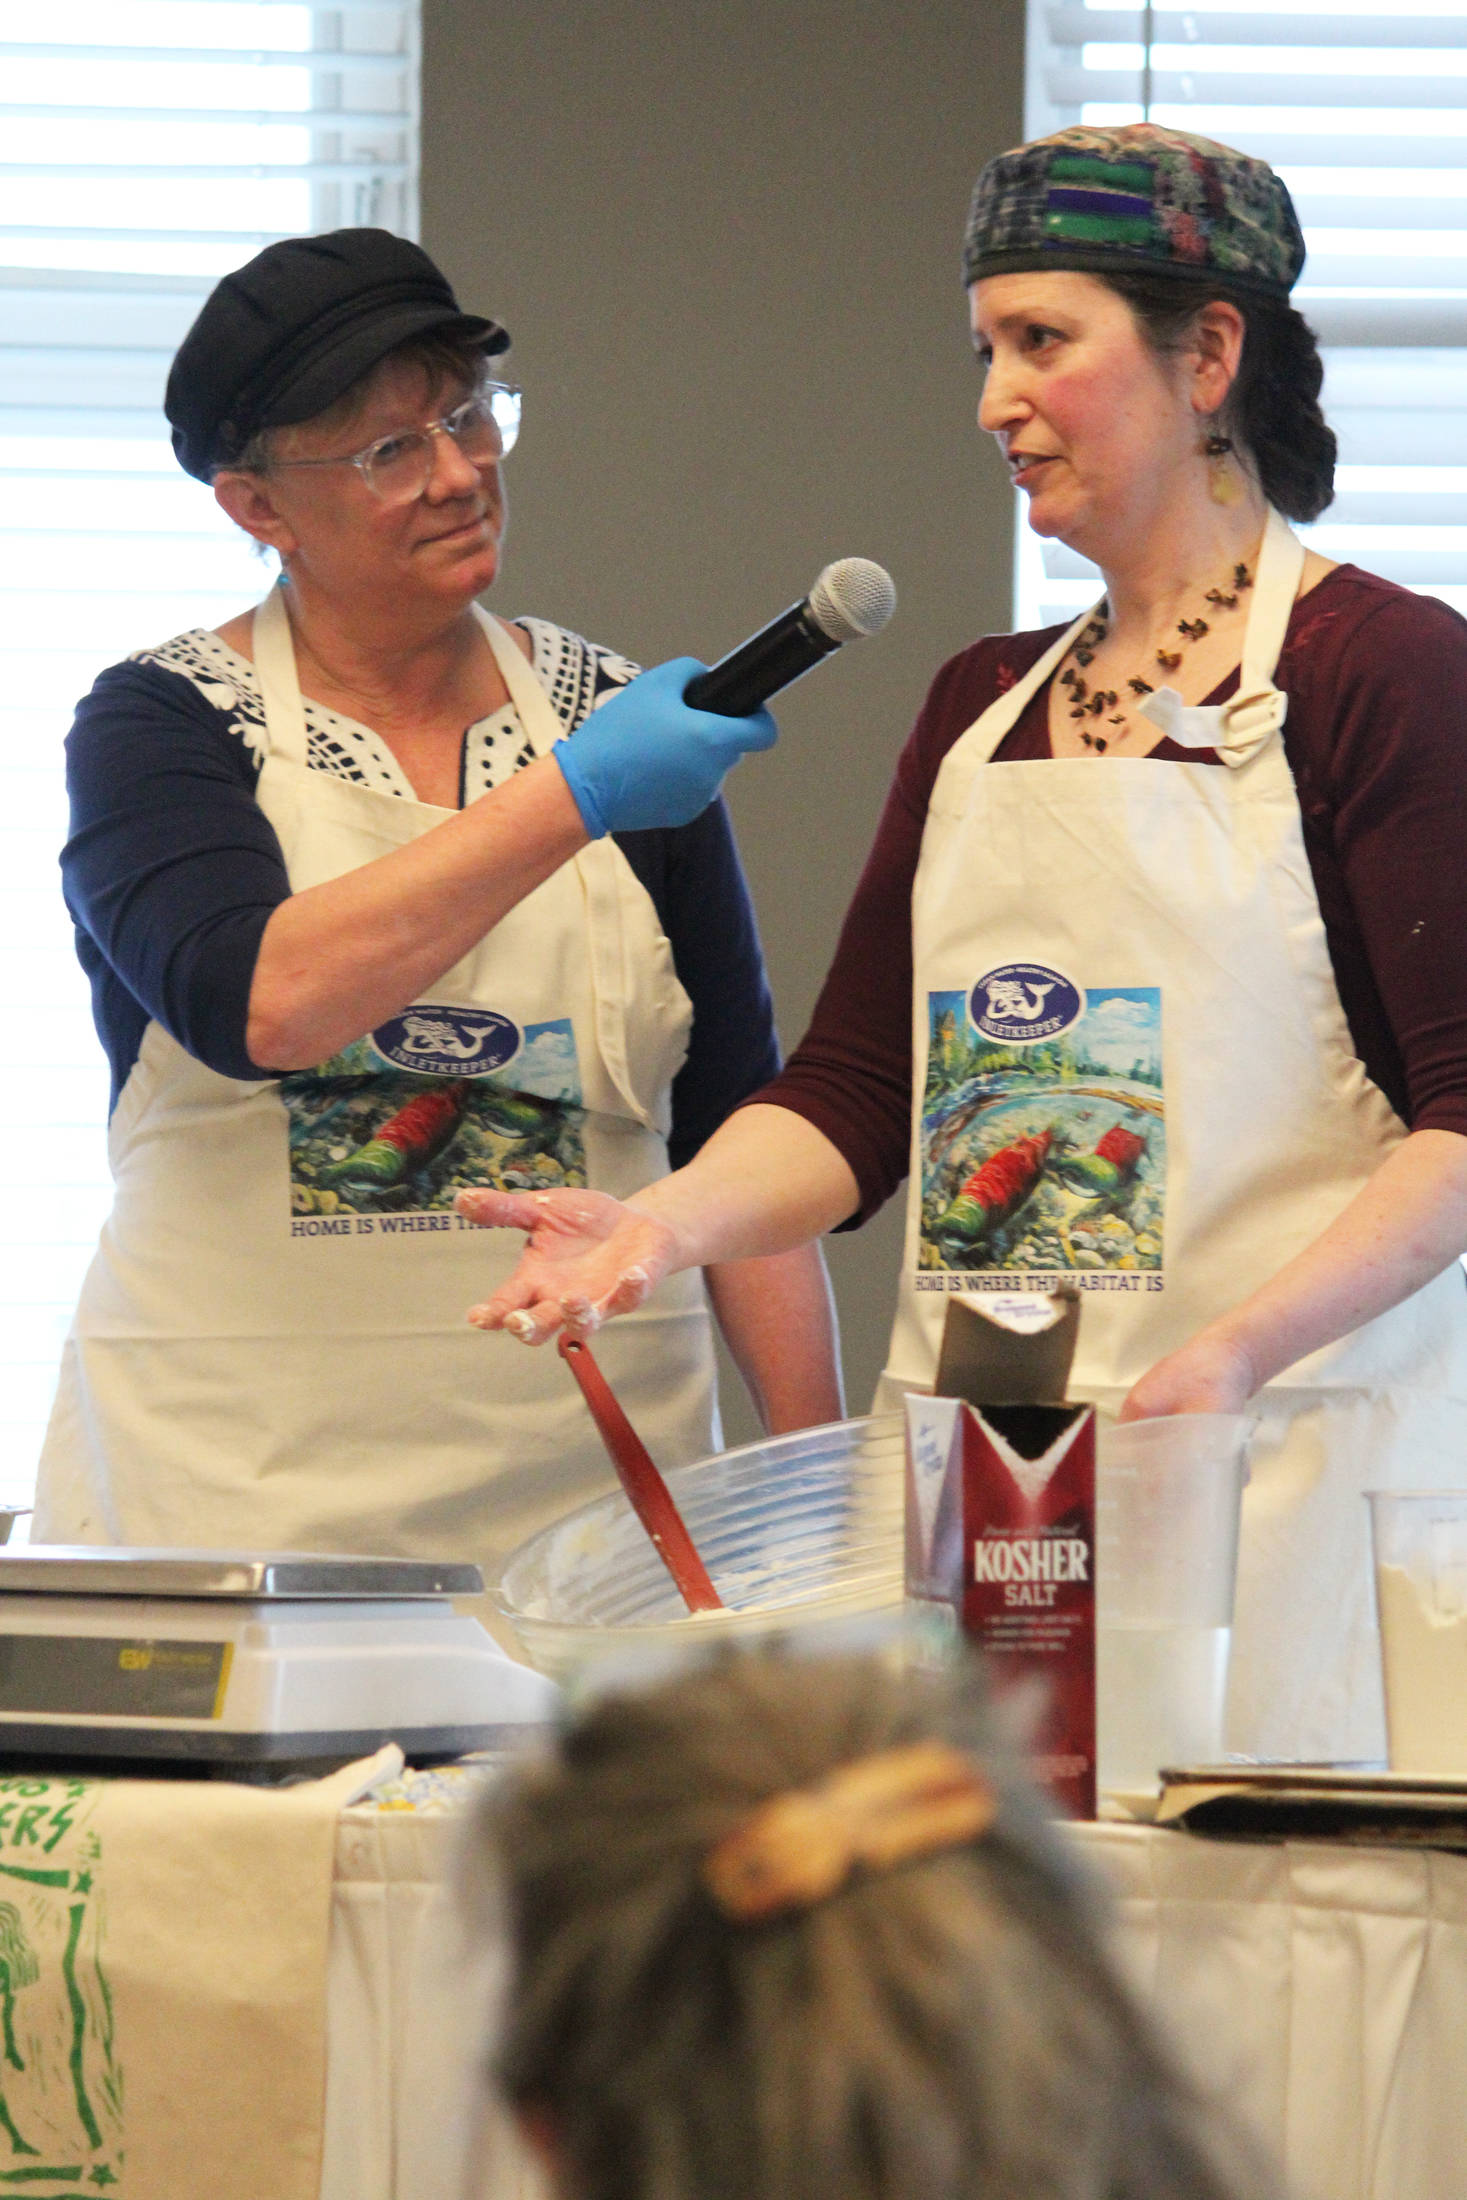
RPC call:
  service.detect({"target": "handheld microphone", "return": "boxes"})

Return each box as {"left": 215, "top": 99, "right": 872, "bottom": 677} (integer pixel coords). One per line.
{"left": 684, "top": 557, "right": 897, "bottom": 716}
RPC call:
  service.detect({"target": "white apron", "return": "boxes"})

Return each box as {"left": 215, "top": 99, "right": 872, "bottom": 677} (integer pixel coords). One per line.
{"left": 36, "top": 588, "right": 718, "bottom": 1587}
{"left": 883, "top": 510, "right": 1467, "bottom": 1761}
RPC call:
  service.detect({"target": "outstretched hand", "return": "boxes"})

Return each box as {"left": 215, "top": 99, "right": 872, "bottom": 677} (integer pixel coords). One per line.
{"left": 456, "top": 1187, "right": 680, "bottom": 1344}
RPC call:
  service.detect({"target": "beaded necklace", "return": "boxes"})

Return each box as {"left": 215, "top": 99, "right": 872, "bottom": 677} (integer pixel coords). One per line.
{"left": 1057, "top": 562, "right": 1254, "bottom": 754}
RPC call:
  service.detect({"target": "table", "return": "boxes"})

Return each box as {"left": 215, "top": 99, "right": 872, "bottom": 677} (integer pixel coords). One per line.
{"left": 322, "top": 1781, "right": 1467, "bottom": 2200}
{"left": 325, "top": 1762, "right": 542, "bottom": 2200}
{"left": 1084, "top": 1823, "right": 1467, "bottom": 2200}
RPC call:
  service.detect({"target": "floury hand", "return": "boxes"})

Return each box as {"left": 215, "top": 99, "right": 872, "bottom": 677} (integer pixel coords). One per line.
{"left": 456, "top": 1187, "right": 679, "bottom": 1343}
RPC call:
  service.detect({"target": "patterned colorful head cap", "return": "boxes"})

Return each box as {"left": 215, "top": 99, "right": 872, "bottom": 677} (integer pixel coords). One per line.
{"left": 962, "top": 123, "right": 1305, "bottom": 299}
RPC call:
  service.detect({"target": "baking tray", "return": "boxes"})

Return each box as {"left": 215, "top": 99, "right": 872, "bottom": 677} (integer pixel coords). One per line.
{"left": 1156, "top": 1762, "right": 1467, "bottom": 1846}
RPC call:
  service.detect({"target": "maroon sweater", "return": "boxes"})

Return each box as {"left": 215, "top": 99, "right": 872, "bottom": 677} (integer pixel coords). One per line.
{"left": 761, "top": 567, "right": 1467, "bottom": 1226}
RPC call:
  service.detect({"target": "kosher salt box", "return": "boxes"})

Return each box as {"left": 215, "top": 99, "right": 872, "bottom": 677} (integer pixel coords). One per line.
{"left": 905, "top": 1292, "right": 1096, "bottom": 1817}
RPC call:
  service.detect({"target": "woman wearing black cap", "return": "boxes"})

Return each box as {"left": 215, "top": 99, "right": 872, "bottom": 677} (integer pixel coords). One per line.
{"left": 469, "top": 124, "right": 1467, "bottom": 1766}
{"left": 37, "top": 228, "right": 840, "bottom": 1590}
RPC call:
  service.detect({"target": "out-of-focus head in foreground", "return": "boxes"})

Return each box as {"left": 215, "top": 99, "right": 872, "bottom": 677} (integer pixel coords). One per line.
{"left": 460, "top": 1651, "right": 1281, "bottom": 2200}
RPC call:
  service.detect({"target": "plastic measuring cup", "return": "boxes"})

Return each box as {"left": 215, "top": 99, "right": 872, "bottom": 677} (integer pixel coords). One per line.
{"left": 1095, "top": 1412, "right": 1251, "bottom": 1798}
{"left": 1368, "top": 1490, "right": 1467, "bottom": 1775}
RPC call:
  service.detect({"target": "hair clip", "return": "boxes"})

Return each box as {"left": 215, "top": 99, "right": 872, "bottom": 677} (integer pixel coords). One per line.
{"left": 702, "top": 1744, "right": 997, "bottom": 1923}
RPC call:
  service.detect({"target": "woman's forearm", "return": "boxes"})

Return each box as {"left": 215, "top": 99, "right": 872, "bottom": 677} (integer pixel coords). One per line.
{"left": 1124, "top": 1127, "right": 1467, "bottom": 1417}
{"left": 245, "top": 754, "right": 588, "bottom": 1069}
{"left": 631, "top": 1106, "right": 862, "bottom": 1270}
{"left": 705, "top": 1243, "right": 845, "bottom": 1435}
{"left": 1213, "top": 1128, "right": 1467, "bottom": 1382}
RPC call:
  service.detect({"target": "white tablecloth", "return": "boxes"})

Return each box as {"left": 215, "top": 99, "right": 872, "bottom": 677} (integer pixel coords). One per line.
{"left": 321, "top": 1782, "right": 1467, "bottom": 2200}
{"left": 324, "top": 1777, "right": 535, "bottom": 2200}
{"left": 1082, "top": 1823, "right": 1467, "bottom": 2200}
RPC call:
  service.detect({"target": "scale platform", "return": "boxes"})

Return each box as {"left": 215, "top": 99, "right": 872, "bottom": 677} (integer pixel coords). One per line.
{"left": 0, "top": 1549, "right": 559, "bottom": 1774}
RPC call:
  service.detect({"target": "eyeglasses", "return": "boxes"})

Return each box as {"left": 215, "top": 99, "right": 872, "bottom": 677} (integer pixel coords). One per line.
{"left": 267, "top": 385, "right": 522, "bottom": 505}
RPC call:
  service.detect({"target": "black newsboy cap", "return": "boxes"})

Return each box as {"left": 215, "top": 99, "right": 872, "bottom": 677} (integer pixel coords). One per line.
{"left": 165, "top": 227, "right": 509, "bottom": 481}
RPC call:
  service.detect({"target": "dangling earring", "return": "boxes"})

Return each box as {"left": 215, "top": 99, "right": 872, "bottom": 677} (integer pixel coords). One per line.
{"left": 1204, "top": 428, "right": 1242, "bottom": 508}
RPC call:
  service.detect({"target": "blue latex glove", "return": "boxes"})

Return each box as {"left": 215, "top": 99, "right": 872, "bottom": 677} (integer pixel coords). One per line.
{"left": 553, "top": 657, "right": 777, "bottom": 838}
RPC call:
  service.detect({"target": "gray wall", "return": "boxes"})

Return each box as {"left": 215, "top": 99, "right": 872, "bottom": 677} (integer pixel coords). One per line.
{"left": 421, "top": 0, "right": 1025, "bottom": 1439}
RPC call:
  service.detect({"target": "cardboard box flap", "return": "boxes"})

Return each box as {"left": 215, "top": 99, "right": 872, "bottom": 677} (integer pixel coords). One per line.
{"left": 974, "top": 1406, "right": 1092, "bottom": 1502}
{"left": 934, "top": 1290, "right": 1080, "bottom": 1408}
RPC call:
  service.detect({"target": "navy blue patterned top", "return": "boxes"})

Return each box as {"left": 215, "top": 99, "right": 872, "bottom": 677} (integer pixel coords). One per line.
{"left": 63, "top": 616, "right": 780, "bottom": 1165}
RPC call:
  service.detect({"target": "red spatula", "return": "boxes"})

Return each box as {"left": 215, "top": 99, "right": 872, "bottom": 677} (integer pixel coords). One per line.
{"left": 558, "top": 1333, "right": 724, "bottom": 1614}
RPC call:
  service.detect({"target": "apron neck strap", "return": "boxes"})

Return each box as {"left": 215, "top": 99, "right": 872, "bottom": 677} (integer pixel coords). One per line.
{"left": 471, "top": 606, "right": 564, "bottom": 758}
{"left": 1207, "top": 505, "right": 1305, "bottom": 764}
{"left": 1241, "top": 504, "right": 1307, "bottom": 695}
{"left": 251, "top": 581, "right": 310, "bottom": 767}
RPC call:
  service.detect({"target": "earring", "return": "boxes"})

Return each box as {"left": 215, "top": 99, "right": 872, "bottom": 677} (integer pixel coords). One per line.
{"left": 1204, "top": 429, "right": 1242, "bottom": 508}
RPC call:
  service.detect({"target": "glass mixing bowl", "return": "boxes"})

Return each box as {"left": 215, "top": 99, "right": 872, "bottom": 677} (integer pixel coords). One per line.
{"left": 494, "top": 1413, "right": 906, "bottom": 1688}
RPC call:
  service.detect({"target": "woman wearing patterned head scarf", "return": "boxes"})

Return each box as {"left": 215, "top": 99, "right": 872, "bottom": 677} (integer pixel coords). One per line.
{"left": 467, "top": 126, "right": 1467, "bottom": 1764}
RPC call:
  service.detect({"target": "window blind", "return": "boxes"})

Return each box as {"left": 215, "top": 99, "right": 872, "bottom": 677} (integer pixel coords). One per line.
{"left": 1018, "top": 1, "right": 1467, "bottom": 629}
{"left": 0, "top": 0, "right": 418, "bottom": 1499}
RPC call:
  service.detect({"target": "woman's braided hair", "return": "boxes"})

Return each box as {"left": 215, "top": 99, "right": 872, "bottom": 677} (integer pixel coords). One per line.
{"left": 1101, "top": 270, "right": 1337, "bottom": 524}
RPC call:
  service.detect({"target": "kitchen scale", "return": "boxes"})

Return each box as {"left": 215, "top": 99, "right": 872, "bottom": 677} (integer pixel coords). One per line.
{"left": 0, "top": 1548, "right": 559, "bottom": 1775}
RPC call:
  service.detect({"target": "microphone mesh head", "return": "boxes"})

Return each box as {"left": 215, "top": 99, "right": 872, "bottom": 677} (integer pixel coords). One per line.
{"left": 807, "top": 557, "right": 897, "bottom": 644}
